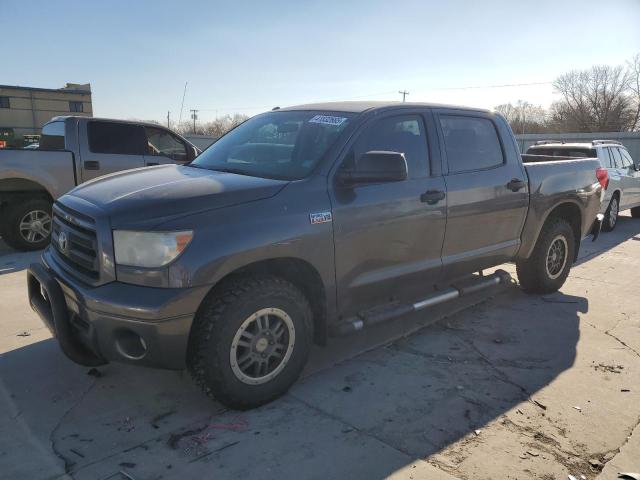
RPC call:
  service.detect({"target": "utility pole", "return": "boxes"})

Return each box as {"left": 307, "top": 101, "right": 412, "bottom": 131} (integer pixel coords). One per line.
{"left": 190, "top": 109, "right": 198, "bottom": 134}
{"left": 167, "top": 111, "right": 170, "bottom": 128}
{"left": 399, "top": 90, "right": 409, "bottom": 102}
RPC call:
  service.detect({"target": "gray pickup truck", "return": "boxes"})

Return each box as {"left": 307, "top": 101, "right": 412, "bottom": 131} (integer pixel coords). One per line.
{"left": 0, "top": 116, "right": 199, "bottom": 250}
{"left": 27, "top": 102, "right": 605, "bottom": 409}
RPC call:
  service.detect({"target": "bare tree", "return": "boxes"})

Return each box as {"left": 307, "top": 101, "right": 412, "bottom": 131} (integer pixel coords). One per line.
{"left": 627, "top": 53, "right": 640, "bottom": 131}
{"left": 552, "top": 65, "right": 635, "bottom": 132}
{"left": 495, "top": 100, "right": 549, "bottom": 134}
{"left": 173, "top": 113, "right": 249, "bottom": 138}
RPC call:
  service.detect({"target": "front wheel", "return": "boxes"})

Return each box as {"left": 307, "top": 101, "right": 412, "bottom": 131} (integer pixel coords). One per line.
{"left": 188, "top": 275, "right": 312, "bottom": 410}
{"left": 516, "top": 217, "right": 575, "bottom": 294}
{"left": 602, "top": 195, "right": 619, "bottom": 232}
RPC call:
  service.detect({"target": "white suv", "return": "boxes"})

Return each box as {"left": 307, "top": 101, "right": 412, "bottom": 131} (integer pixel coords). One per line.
{"left": 527, "top": 140, "right": 640, "bottom": 231}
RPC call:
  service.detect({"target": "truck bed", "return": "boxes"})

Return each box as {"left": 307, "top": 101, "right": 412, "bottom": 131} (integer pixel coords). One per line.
{"left": 518, "top": 156, "right": 603, "bottom": 260}
{"left": 0, "top": 149, "right": 77, "bottom": 199}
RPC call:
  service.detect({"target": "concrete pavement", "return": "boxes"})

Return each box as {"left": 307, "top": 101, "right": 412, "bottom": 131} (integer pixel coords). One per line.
{"left": 0, "top": 213, "right": 639, "bottom": 479}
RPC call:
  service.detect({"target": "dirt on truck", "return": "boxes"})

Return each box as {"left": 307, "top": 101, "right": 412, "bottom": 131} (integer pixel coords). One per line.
{"left": 26, "top": 101, "right": 606, "bottom": 409}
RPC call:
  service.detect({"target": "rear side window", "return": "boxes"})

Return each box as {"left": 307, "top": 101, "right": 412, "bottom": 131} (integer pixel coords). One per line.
{"left": 439, "top": 115, "right": 503, "bottom": 173}
{"left": 350, "top": 115, "right": 429, "bottom": 178}
{"left": 619, "top": 148, "right": 634, "bottom": 168}
{"left": 88, "top": 121, "right": 145, "bottom": 155}
{"left": 39, "top": 121, "right": 66, "bottom": 150}
{"left": 609, "top": 147, "right": 622, "bottom": 168}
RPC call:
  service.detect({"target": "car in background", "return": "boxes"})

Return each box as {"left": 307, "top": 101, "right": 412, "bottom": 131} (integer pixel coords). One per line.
{"left": 0, "top": 117, "right": 200, "bottom": 250}
{"left": 526, "top": 140, "right": 640, "bottom": 231}
{"left": 23, "top": 143, "right": 39, "bottom": 150}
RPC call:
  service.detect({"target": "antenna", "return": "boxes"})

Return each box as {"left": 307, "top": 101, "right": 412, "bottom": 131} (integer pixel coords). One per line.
{"left": 179, "top": 82, "right": 188, "bottom": 124}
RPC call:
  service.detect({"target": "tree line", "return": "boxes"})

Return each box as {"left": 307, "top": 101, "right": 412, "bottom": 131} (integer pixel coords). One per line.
{"left": 496, "top": 53, "right": 640, "bottom": 134}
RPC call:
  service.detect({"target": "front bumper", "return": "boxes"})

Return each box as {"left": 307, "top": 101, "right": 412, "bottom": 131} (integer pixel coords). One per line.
{"left": 27, "top": 250, "right": 211, "bottom": 370}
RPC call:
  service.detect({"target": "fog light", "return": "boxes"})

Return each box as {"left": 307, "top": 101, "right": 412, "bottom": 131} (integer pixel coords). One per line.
{"left": 115, "top": 329, "right": 148, "bottom": 360}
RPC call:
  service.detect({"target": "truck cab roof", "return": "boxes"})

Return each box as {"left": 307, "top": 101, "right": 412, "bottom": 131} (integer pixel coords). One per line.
{"left": 279, "top": 101, "right": 492, "bottom": 114}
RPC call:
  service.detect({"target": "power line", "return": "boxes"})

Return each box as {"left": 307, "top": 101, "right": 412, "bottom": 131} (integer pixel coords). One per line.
{"left": 431, "top": 81, "right": 552, "bottom": 91}
{"left": 178, "top": 82, "right": 188, "bottom": 124}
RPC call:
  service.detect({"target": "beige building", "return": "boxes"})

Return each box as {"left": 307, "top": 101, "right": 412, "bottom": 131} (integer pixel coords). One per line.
{"left": 0, "top": 83, "right": 92, "bottom": 146}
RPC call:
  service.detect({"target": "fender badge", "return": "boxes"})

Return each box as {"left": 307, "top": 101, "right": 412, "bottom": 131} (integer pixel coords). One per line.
{"left": 309, "top": 212, "right": 332, "bottom": 224}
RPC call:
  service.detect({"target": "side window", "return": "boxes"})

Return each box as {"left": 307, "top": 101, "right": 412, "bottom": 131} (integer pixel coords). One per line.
{"left": 87, "top": 121, "right": 145, "bottom": 155}
{"left": 0, "top": 96, "right": 9, "bottom": 108}
{"left": 619, "top": 148, "right": 634, "bottom": 168}
{"left": 600, "top": 148, "right": 613, "bottom": 168}
{"left": 350, "top": 115, "right": 429, "bottom": 178}
{"left": 145, "top": 127, "right": 188, "bottom": 162}
{"left": 69, "top": 101, "right": 83, "bottom": 113}
{"left": 439, "top": 115, "right": 504, "bottom": 173}
{"left": 40, "top": 121, "right": 66, "bottom": 150}
{"left": 610, "top": 147, "right": 622, "bottom": 168}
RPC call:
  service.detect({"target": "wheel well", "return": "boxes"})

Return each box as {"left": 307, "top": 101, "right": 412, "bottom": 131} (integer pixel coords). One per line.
{"left": 205, "top": 258, "right": 328, "bottom": 346}
{"left": 545, "top": 202, "right": 582, "bottom": 261}
{"left": 0, "top": 179, "right": 52, "bottom": 210}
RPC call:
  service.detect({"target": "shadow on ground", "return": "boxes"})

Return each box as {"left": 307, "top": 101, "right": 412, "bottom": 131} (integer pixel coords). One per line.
{"left": 1, "top": 214, "right": 638, "bottom": 479}
{"left": 0, "top": 287, "right": 586, "bottom": 479}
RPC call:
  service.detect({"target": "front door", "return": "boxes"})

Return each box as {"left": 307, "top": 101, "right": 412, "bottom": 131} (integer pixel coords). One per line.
{"left": 330, "top": 111, "right": 447, "bottom": 318}
{"left": 434, "top": 110, "right": 529, "bottom": 280}
{"left": 617, "top": 147, "right": 640, "bottom": 208}
{"left": 79, "top": 120, "right": 146, "bottom": 182}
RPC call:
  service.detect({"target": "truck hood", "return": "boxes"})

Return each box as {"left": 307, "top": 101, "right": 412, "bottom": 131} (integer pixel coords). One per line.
{"left": 65, "top": 164, "right": 288, "bottom": 227}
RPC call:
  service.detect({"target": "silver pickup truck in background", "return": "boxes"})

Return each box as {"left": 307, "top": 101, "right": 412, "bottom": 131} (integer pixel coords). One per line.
{"left": 0, "top": 116, "right": 199, "bottom": 250}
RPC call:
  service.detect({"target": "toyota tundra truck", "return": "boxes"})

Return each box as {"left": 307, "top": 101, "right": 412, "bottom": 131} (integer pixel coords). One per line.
{"left": 0, "top": 116, "right": 200, "bottom": 251}
{"left": 27, "top": 102, "right": 606, "bottom": 409}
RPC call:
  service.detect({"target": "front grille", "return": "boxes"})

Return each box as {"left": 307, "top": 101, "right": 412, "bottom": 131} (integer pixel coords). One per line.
{"left": 51, "top": 203, "right": 100, "bottom": 282}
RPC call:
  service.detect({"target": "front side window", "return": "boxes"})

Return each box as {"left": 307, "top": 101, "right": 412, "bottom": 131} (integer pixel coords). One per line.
{"left": 145, "top": 127, "right": 188, "bottom": 162}
{"left": 0, "top": 96, "right": 9, "bottom": 108}
{"left": 69, "top": 101, "right": 83, "bottom": 113}
{"left": 440, "top": 115, "right": 504, "bottom": 173}
{"left": 190, "top": 111, "right": 353, "bottom": 180}
{"left": 347, "top": 115, "right": 429, "bottom": 178}
{"left": 39, "top": 121, "right": 65, "bottom": 150}
{"left": 88, "top": 121, "right": 146, "bottom": 155}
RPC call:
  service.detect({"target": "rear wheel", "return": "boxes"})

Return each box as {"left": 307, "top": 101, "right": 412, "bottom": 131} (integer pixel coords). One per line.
{"left": 602, "top": 195, "right": 619, "bottom": 232}
{"left": 1, "top": 198, "right": 53, "bottom": 251}
{"left": 631, "top": 206, "right": 640, "bottom": 218}
{"left": 187, "top": 275, "right": 312, "bottom": 410}
{"left": 516, "top": 217, "right": 575, "bottom": 294}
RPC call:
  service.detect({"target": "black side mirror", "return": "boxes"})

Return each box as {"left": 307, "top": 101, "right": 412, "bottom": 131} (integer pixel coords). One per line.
{"left": 338, "top": 151, "right": 408, "bottom": 186}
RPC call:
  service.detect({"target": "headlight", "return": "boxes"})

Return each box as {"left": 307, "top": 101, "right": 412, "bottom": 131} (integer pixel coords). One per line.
{"left": 113, "top": 230, "right": 193, "bottom": 268}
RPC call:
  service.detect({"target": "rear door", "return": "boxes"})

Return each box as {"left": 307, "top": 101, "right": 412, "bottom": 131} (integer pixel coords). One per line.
{"left": 78, "top": 121, "right": 146, "bottom": 182}
{"left": 330, "top": 110, "right": 447, "bottom": 317}
{"left": 143, "top": 126, "right": 190, "bottom": 166}
{"left": 434, "top": 109, "right": 528, "bottom": 280}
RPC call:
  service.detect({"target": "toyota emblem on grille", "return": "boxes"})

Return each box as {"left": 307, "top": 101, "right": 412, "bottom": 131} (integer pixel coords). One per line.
{"left": 58, "top": 231, "right": 69, "bottom": 252}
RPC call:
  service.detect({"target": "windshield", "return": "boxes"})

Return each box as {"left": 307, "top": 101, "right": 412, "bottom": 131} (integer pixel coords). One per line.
{"left": 189, "top": 111, "right": 354, "bottom": 179}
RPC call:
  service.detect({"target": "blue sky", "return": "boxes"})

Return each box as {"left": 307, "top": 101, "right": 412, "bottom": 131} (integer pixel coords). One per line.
{"left": 2, "top": 0, "right": 639, "bottom": 123}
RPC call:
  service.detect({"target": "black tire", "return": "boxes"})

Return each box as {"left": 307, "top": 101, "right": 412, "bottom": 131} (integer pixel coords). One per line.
{"left": 602, "top": 195, "right": 619, "bottom": 232}
{"left": 1, "top": 198, "right": 53, "bottom": 251}
{"left": 516, "top": 217, "right": 575, "bottom": 294}
{"left": 631, "top": 206, "right": 640, "bottom": 218}
{"left": 187, "top": 275, "right": 313, "bottom": 410}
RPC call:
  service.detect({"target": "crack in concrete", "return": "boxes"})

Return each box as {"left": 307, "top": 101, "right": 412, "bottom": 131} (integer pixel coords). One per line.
{"left": 49, "top": 378, "right": 98, "bottom": 479}
{"left": 581, "top": 318, "right": 640, "bottom": 359}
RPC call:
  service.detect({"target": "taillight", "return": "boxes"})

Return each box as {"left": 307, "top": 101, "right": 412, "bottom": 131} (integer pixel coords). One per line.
{"left": 596, "top": 167, "right": 609, "bottom": 190}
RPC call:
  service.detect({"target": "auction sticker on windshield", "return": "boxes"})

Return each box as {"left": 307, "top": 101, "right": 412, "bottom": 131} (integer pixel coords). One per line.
{"left": 309, "top": 115, "right": 348, "bottom": 126}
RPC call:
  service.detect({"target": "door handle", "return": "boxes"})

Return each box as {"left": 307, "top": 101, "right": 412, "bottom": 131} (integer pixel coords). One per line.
{"left": 84, "top": 161, "right": 100, "bottom": 170}
{"left": 421, "top": 189, "right": 446, "bottom": 204}
{"left": 506, "top": 178, "right": 526, "bottom": 192}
